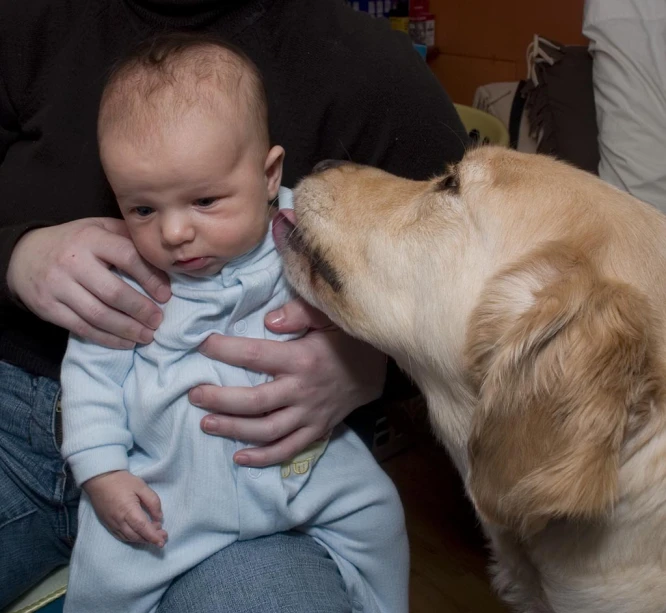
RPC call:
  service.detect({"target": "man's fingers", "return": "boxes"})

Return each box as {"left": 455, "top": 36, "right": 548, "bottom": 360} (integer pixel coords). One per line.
{"left": 199, "top": 334, "right": 299, "bottom": 375}
{"left": 58, "top": 283, "right": 155, "bottom": 344}
{"left": 116, "top": 259, "right": 171, "bottom": 305}
{"left": 48, "top": 302, "right": 136, "bottom": 349}
{"left": 191, "top": 377, "right": 293, "bottom": 417}
{"left": 233, "top": 427, "right": 321, "bottom": 468}
{"left": 265, "top": 298, "right": 333, "bottom": 333}
{"left": 74, "top": 267, "right": 164, "bottom": 334}
{"left": 91, "top": 234, "right": 171, "bottom": 310}
{"left": 94, "top": 217, "right": 131, "bottom": 238}
{"left": 137, "top": 269, "right": 171, "bottom": 304}
{"left": 97, "top": 231, "right": 171, "bottom": 304}
{"left": 200, "top": 404, "right": 303, "bottom": 443}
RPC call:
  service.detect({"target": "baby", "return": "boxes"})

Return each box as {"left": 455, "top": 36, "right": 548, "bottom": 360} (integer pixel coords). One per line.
{"left": 60, "top": 33, "right": 408, "bottom": 613}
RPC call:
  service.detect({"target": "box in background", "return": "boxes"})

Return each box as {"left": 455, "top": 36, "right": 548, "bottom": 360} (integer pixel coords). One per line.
{"left": 346, "top": 0, "right": 436, "bottom": 50}
{"left": 409, "top": 14, "right": 435, "bottom": 47}
{"left": 348, "top": 0, "right": 392, "bottom": 18}
{"left": 408, "top": 0, "right": 430, "bottom": 16}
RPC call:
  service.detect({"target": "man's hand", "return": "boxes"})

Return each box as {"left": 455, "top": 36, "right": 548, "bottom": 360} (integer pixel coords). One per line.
{"left": 189, "top": 298, "right": 387, "bottom": 467}
{"left": 83, "top": 470, "right": 168, "bottom": 547}
{"left": 7, "top": 218, "right": 171, "bottom": 348}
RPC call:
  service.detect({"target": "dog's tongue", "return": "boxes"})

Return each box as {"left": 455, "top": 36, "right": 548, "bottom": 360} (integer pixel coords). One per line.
{"left": 272, "top": 209, "right": 297, "bottom": 252}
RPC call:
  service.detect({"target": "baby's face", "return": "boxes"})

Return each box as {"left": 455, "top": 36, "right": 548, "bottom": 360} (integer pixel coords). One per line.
{"left": 100, "top": 111, "right": 283, "bottom": 277}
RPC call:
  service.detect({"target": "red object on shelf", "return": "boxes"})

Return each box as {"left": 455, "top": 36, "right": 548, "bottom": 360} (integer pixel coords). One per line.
{"left": 409, "top": 0, "right": 430, "bottom": 17}
{"left": 409, "top": 12, "right": 435, "bottom": 48}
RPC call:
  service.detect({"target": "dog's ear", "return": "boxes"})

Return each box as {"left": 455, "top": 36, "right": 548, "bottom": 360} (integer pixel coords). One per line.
{"left": 465, "top": 243, "right": 660, "bottom": 536}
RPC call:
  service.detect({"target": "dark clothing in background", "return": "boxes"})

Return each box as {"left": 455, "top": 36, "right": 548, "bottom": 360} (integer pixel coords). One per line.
{"left": 0, "top": 0, "right": 466, "bottom": 380}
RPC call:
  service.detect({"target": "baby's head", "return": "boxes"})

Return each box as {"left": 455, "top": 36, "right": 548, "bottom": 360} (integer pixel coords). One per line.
{"left": 98, "top": 33, "right": 284, "bottom": 277}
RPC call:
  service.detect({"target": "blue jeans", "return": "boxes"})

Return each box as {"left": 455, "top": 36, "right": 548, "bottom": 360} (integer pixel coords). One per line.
{"left": 0, "top": 360, "right": 351, "bottom": 612}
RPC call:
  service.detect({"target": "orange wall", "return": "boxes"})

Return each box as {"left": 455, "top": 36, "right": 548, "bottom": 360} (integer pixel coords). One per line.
{"left": 427, "top": 0, "right": 587, "bottom": 104}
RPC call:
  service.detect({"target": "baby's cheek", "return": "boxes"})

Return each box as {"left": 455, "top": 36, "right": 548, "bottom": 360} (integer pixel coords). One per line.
{"left": 213, "top": 219, "right": 265, "bottom": 260}
{"left": 133, "top": 231, "right": 166, "bottom": 269}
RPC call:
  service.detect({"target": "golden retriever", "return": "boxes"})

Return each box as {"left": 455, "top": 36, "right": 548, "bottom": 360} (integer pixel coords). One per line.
{"left": 274, "top": 147, "right": 666, "bottom": 613}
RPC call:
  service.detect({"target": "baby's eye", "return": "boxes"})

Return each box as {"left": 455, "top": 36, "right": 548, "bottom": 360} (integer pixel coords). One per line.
{"left": 194, "top": 197, "right": 218, "bottom": 207}
{"left": 133, "top": 206, "right": 154, "bottom": 217}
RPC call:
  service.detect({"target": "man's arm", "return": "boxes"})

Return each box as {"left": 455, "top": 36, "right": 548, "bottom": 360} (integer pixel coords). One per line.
{"left": 0, "top": 74, "right": 37, "bottom": 311}
{"left": 318, "top": 12, "right": 468, "bottom": 180}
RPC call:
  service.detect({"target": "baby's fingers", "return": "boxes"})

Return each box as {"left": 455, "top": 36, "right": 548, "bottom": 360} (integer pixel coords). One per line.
{"left": 126, "top": 508, "right": 168, "bottom": 548}
{"left": 137, "top": 484, "right": 163, "bottom": 523}
{"left": 111, "top": 522, "right": 144, "bottom": 544}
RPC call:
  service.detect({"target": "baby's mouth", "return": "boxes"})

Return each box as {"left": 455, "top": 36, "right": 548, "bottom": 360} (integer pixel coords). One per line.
{"left": 174, "top": 257, "right": 212, "bottom": 271}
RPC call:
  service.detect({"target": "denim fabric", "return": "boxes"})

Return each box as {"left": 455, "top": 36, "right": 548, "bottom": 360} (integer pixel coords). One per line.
{"left": 0, "top": 361, "right": 352, "bottom": 612}
{"left": 0, "top": 360, "right": 78, "bottom": 608}
{"left": 159, "top": 532, "right": 352, "bottom": 613}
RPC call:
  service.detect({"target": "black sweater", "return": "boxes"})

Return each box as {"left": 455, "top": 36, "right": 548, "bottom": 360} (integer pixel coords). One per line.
{"left": 0, "top": 0, "right": 467, "bottom": 380}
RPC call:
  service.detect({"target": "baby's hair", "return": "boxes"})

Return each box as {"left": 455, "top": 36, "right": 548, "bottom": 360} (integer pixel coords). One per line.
{"left": 98, "top": 32, "right": 270, "bottom": 147}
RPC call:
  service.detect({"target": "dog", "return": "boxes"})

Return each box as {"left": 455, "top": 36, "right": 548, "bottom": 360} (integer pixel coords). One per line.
{"left": 273, "top": 147, "right": 666, "bottom": 613}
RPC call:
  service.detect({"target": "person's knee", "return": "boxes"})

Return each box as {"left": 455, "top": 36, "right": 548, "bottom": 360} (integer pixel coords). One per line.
{"left": 159, "top": 533, "right": 352, "bottom": 613}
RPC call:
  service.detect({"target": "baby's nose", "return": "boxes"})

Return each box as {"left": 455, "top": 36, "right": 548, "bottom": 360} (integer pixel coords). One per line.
{"left": 161, "top": 215, "right": 194, "bottom": 245}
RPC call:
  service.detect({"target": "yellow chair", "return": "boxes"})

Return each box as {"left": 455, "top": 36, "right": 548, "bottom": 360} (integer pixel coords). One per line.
{"left": 454, "top": 103, "right": 510, "bottom": 147}
{"left": 2, "top": 567, "right": 68, "bottom": 613}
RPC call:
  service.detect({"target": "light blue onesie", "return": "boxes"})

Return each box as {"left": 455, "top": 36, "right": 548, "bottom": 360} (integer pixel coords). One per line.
{"left": 60, "top": 188, "right": 409, "bottom": 613}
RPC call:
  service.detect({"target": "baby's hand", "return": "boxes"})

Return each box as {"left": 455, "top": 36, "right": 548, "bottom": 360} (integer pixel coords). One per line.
{"left": 82, "top": 470, "right": 168, "bottom": 547}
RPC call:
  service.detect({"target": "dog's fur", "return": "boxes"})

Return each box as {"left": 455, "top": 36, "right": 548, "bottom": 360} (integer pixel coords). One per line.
{"left": 277, "top": 148, "right": 666, "bottom": 613}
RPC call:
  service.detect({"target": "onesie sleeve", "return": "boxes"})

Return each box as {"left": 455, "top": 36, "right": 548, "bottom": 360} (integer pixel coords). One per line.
{"left": 60, "top": 328, "right": 136, "bottom": 487}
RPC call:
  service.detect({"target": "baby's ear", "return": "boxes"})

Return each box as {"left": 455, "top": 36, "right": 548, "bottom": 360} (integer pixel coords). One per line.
{"left": 265, "top": 145, "right": 285, "bottom": 199}
{"left": 464, "top": 243, "right": 660, "bottom": 536}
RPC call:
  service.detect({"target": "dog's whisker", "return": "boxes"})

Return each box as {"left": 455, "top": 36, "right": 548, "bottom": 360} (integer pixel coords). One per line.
{"left": 435, "top": 117, "right": 470, "bottom": 152}
{"left": 337, "top": 139, "right": 353, "bottom": 162}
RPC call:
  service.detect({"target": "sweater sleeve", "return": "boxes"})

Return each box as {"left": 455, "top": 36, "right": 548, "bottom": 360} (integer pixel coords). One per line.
{"left": 60, "top": 334, "right": 135, "bottom": 486}
{"left": 0, "top": 74, "right": 37, "bottom": 311}
{"left": 0, "top": 0, "right": 93, "bottom": 312}
{"left": 324, "top": 21, "right": 468, "bottom": 181}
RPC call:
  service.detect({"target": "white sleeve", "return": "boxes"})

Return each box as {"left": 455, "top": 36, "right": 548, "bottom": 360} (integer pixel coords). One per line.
{"left": 583, "top": 0, "right": 666, "bottom": 211}
{"left": 60, "top": 334, "right": 135, "bottom": 486}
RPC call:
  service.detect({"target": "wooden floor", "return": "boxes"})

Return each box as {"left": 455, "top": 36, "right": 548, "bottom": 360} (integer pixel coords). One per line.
{"left": 382, "top": 440, "right": 508, "bottom": 613}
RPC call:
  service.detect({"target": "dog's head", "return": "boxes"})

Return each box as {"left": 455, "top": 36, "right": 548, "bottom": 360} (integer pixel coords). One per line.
{"left": 277, "top": 147, "right": 666, "bottom": 536}
{"left": 275, "top": 157, "right": 485, "bottom": 368}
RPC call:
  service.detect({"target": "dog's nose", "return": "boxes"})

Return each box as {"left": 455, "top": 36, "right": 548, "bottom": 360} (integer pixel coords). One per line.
{"left": 312, "top": 159, "right": 348, "bottom": 174}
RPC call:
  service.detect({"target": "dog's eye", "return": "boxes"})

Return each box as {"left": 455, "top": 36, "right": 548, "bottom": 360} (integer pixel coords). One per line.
{"left": 437, "top": 170, "right": 460, "bottom": 193}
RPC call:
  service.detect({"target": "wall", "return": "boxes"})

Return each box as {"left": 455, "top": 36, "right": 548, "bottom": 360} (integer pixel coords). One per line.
{"left": 428, "top": 0, "right": 587, "bottom": 104}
